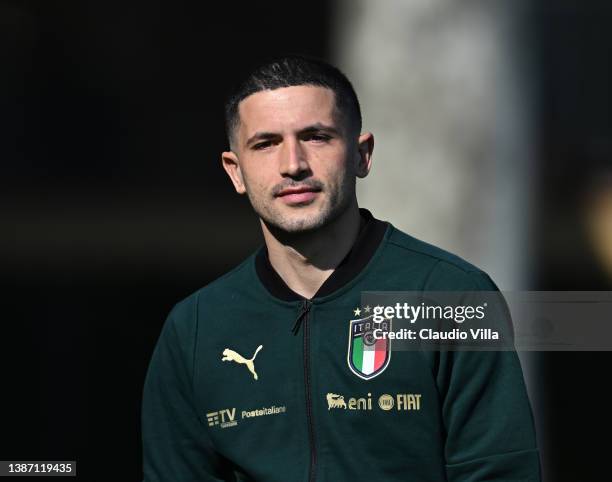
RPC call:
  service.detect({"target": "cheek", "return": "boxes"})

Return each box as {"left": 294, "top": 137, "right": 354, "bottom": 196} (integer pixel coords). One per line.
{"left": 241, "top": 162, "right": 275, "bottom": 192}
{"left": 323, "top": 156, "right": 353, "bottom": 183}
{"left": 313, "top": 146, "right": 351, "bottom": 176}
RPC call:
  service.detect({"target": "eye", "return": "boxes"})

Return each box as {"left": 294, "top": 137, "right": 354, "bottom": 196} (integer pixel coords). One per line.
{"left": 253, "top": 140, "right": 273, "bottom": 150}
{"left": 305, "top": 133, "right": 331, "bottom": 142}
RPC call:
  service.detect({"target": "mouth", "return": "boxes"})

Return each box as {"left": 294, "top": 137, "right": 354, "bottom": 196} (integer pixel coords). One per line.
{"left": 275, "top": 186, "right": 321, "bottom": 205}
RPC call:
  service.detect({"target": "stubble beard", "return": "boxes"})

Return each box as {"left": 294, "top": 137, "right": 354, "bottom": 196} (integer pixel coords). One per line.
{"left": 245, "top": 175, "right": 356, "bottom": 235}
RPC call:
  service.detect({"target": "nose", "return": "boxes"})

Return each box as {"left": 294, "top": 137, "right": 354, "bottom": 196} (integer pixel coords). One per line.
{"left": 279, "top": 138, "right": 310, "bottom": 178}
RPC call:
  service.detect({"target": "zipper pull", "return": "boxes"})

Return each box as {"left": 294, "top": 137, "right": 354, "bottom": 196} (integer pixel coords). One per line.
{"left": 291, "top": 300, "right": 312, "bottom": 335}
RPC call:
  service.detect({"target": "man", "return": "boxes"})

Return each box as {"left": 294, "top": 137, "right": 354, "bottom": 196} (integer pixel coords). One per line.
{"left": 142, "top": 56, "right": 541, "bottom": 481}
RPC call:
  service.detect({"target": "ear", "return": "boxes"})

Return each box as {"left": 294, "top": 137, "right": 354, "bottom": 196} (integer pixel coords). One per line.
{"left": 221, "top": 150, "right": 247, "bottom": 194}
{"left": 355, "top": 132, "right": 374, "bottom": 178}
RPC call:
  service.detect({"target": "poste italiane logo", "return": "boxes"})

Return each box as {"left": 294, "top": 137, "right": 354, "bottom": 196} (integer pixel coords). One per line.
{"left": 207, "top": 405, "right": 286, "bottom": 430}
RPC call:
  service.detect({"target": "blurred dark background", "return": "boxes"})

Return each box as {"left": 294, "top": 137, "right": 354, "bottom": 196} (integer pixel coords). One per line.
{"left": 2, "top": 1, "right": 611, "bottom": 480}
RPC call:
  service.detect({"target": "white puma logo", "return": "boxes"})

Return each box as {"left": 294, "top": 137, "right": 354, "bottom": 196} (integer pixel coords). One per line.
{"left": 221, "top": 345, "right": 263, "bottom": 380}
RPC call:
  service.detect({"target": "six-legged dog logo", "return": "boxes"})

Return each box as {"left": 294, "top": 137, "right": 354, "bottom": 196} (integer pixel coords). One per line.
{"left": 326, "top": 393, "right": 347, "bottom": 410}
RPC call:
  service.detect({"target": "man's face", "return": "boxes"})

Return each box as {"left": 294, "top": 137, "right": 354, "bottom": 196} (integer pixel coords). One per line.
{"left": 222, "top": 85, "right": 371, "bottom": 233}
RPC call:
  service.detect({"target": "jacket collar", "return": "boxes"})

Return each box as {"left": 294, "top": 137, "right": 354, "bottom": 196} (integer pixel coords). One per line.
{"left": 255, "top": 208, "right": 388, "bottom": 301}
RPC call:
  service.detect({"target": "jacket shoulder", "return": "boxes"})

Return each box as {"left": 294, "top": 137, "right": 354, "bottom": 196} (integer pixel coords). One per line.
{"left": 168, "top": 252, "right": 257, "bottom": 324}
{"left": 386, "top": 225, "right": 498, "bottom": 290}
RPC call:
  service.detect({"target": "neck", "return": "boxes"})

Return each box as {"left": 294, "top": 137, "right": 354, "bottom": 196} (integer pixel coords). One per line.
{"left": 261, "top": 202, "right": 362, "bottom": 299}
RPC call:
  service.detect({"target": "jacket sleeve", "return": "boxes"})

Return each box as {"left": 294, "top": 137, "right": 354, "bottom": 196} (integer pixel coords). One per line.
{"left": 142, "top": 300, "right": 231, "bottom": 482}
{"left": 425, "top": 263, "right": 541, "bottom": 482}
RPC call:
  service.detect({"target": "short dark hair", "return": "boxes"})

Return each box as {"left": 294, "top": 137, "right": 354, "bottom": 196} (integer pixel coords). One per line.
{"left": 224, "top": 55, "right": 362, "bottom": 149}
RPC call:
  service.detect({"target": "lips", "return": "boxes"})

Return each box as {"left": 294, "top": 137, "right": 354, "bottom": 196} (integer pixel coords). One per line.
{"left": 276, "top": 186, "right": 321, "bottom": 204}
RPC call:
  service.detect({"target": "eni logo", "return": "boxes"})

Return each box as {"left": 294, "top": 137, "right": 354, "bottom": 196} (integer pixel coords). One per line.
{"left": 221, "top": 345, "right": 263, "bottom": 380}
{"left": 326, "top": 393, "right": 347, "bottom": 410}
{"left": 325, "top": 392, "right": 421, "bottom": 411}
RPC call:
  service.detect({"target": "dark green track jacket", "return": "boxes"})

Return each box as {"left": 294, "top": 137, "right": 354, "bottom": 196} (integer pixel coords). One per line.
{"left": 142, "top": 210, "right": 541, "bottom": 481}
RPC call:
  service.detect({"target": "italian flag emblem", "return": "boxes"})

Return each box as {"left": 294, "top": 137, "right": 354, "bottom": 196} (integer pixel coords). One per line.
{"left": 347, "top": 314, "right": 392, "bottom": 380}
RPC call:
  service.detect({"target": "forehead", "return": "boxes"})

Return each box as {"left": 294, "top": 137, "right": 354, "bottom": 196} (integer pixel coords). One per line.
{"left": 237, "top": 85, "right": 338, "bottom": 137}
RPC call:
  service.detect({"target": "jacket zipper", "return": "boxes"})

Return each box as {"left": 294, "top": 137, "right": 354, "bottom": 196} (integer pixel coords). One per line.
{"left": 292, "top": 300, "right": 316, "bottom": 482}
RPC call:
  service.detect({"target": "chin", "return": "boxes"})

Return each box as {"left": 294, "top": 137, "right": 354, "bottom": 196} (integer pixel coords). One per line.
{"left": 263, "top": 207, "right": 331, "bottom": 234}
{"left": 277, "top": 216, "right": 327, "bottom": 233}
{"left": 256, "top": 194, "right": 351, "bottom": 235}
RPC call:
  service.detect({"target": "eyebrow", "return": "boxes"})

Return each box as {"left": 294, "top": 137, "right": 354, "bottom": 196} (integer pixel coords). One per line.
{"left": 245, "top": 122, "right": 341, "bottom": 147}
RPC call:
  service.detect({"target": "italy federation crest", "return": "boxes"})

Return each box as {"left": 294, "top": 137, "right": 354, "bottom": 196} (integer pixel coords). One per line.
{"left": 347, "top": 314, "right": 392, "bottom": 380}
